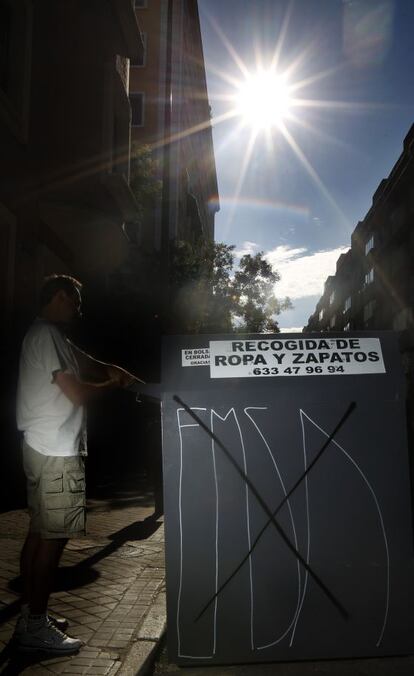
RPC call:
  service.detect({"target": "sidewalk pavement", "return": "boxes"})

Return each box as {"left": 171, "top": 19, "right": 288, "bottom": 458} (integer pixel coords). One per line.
{"left": 0, "top": 475, "right": 166, "bottom": 675}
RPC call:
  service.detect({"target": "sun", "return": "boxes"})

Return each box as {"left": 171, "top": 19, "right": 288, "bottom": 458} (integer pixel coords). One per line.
{"left": 187, "top": 8, "right": 370, "bottom": 232}
{"left": 235, "top": 71, "right": 292, "bottom": 131}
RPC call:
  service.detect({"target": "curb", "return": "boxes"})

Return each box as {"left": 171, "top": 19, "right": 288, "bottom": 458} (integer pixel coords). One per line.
{"left": 118, "top": 590, "right": 167, "bottom": 676}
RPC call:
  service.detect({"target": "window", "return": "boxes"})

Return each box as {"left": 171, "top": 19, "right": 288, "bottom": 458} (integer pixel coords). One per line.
{"left": 343, "top": 296, "right": 351, "bottom": 313}
{"left": 0, "top": 0, "right": 11, "bottom": 93}
{"left": 363, "top": 300, "right": 376, "bottom": 322}
{"left": 364, "top": 267, "right": 374, "bottom": 286}
{"left": 134, "top": 0, "right": 148, "bottom": 7}
{"left": 131, "top": 32, "right": 147, "bottom": 67}
{"left": 319, "top": 308, "right": 324, "bottom": 321}
{"left": 329, "top": 291, "right": 335, "bottom": 305}
{"left": 330, "top": 315, "right": 336, "bottom": 329}
{"left": 365, "top": 235, "right": 374, "bottom": 255}
{"left": 344, "top": 322, "right": 350, "bottom": 332}
{"left": 130, "top": 92, "right": 144, "bottom": 127}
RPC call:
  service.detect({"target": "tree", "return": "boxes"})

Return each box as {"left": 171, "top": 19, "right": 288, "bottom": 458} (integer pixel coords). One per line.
{"left": 168, "top": 239, "right": 292, "bottom": 334}
{"left": 232, "top": 252, "right": 292, "bottom": 332}
{"left": 168, "top": 240, "right": 235, "bottom": 334}
{"left": 115, "top": 143, "right": 163, "bottom": 311}
{"left": 128, "top": 143, "right": 162, "bottom": 249}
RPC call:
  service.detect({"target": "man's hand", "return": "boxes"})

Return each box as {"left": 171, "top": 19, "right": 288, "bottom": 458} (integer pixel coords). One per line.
{"left": 69, "top": 344, "right": 144, "bottom": 387}
{"left": 106, "top": 365, "right": 144, "bottom": 389}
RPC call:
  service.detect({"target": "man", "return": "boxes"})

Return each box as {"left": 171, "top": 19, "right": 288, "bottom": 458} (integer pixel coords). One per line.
{"left": 15, "top": 274, "right": 141, "bottom": 655}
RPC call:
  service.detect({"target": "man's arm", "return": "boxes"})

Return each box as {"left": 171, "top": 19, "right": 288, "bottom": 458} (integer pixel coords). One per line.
{"left": 68, "top": 344, "right": 108, "bottom": 382}
{"left": 53, "top": 371, "right": 121, "bottom": 406}
{"left": 56, "top": 344, "right": 145, "bottom": 406}
{"left": 69, "top": 343, "right": 145, "bottom": 386}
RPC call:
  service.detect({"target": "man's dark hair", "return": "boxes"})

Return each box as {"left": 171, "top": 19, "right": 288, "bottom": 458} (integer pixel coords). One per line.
{"left": 39, "top": 274, "right": 82, "bottom": 309}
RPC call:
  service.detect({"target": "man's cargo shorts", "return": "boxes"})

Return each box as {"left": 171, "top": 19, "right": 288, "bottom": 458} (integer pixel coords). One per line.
{"left": 22, "top": 440, "right": 86, "bottom": 539}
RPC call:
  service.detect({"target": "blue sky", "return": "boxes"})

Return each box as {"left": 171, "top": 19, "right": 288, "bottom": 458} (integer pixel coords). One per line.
{"left": 198, "top": 0, "right": 414, "bottom": 330}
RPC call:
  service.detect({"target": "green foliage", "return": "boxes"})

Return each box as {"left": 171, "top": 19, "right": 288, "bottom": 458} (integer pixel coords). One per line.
{"left": 127, "top": 147, "right": 292, "bottom": 334}
{"left": 233, "top": 252, "right": 292, "bottom": 332}
{"left": 169, "top": 240, "right": 235, "bottom": 333}
{"left": 168, "top": 240, "right": 292, "bottom": 334}
{"left": 129, "top": 143, "right": 162, "bottom": 230}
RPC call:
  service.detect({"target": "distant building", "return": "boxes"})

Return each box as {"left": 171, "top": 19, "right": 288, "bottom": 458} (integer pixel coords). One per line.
{"left": 130, "top": 0, "right": 219, "bottom": 250}
{"left": 305, "top": 123, "right": 414, "bottom": 343}
{"left": 304, "top": 123, "right": 414, "bottom": 448}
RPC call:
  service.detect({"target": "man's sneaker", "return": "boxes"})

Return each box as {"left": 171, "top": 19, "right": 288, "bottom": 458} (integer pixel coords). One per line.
{"left": 48, "top": 615, "right": 69, "bottom": 632}
{"left": 13, "top": 612, "right": 68, "bottom": 640}
{"left": 12, "top": 614, "right": 27, "bottom": 641}
{"left": 18, "top": 618, "right": 82, "bottom": 655}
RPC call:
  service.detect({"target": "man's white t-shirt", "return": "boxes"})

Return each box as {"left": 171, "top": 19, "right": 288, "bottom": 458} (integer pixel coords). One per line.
{"left": 16, "top": 319, "right": 86, "bottom": 457}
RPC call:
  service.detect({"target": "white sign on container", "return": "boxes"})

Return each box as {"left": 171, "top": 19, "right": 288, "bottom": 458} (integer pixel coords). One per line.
{"left": 209, "top": 337, "right": 385, "bottom": 378}
{"left": 181, "top": 347, "right": 210, "bottom": 367}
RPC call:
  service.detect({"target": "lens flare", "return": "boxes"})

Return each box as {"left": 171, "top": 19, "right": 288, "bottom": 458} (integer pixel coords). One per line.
{"left": 235, "top": 72, "right": 292, "bottom": 130}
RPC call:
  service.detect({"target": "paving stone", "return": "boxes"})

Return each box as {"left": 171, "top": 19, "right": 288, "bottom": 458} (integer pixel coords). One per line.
{"left": 41, "top": 663, "right": 69, "bottom": 673}
{"left": 78, "top": 649, "right": 101, "bottom": 658}
{"left": 92, "top": 610, "right": 111, "bottom": 619}
{"left": 107, "top": 640, "right": 128, "bottom": 649}
{"left": 113, "top": 631, "right": 134, "bottom": 639}
{"left": 94, "top": 632, "right": 116, "bottom": 641}
{"left": 116, "top": 622, "right": 136, "bottom": 630}
{"left": 85, "top": 666, "right": 116, "bottom": 675}
{"left": 69, "top": 659, "right": 95, "bottom": 667}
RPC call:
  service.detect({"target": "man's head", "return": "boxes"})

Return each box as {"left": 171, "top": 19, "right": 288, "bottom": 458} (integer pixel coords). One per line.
{"left": 39, "top": 274, "right": 82, "bottom": 326}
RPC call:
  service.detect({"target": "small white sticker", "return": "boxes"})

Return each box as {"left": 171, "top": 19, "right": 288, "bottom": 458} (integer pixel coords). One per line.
{"left": 181, "top": 348, "right": 210, "bottom": 367}
{"left": 209, "top": 337, "right": 386, "bottom": 378}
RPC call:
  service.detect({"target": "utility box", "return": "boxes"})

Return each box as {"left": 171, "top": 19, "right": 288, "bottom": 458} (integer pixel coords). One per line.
{"left": 161, "top": 332, "right": 414, "bottom": 666}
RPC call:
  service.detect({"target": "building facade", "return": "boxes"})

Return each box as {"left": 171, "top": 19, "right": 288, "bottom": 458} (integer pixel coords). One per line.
{"left": 130, "top": 0, "right": 219, "bottom": 251}
{"left": 1, "top": 0, "right": 144, "bottom": 332}
{"left": 0, "top": 0, "right": 144, "bottom": 506}
{"left": 0, "top": 0, "right": 219, "bottom": 505}
{"left": 304, "top": 124, "right": 414, "bottom": 450}
{"left": 305, "top": 124, "right": 414, "bottom": 345}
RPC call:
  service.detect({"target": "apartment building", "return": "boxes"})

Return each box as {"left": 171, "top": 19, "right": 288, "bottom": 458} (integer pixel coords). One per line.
{"left": 305, "top": 123, "right": 414, "bottom": 455}
{"left": 130, "top": 0, "right": 219, "bottom": 251}
{"left": 0, "top": 0, "right": 144, "bottom": 505}
{"left": 305, "top": 124, "right": 414, "bottom": 344}
{"left": 1, "top": 0, "right": 144, "bottom": 329}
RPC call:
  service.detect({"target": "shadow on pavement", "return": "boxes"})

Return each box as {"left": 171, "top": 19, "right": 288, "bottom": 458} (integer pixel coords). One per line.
{"left": 76, "top": 513, "right": 162, "bottom": 570}
{"left": 7, "top": 566, "right": 100, "bottom": 597}
{"left": 0, "top": 638, "right": 61, "bottom": 675}
{"left": 0, "top": 601, "right": 21, "bottom": 629}
{"left": 6, "top": 514, "right": 162, "bottom": 601}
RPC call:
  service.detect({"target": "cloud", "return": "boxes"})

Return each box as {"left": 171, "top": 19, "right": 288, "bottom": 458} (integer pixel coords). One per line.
{"left": 278, "top": 326, "right": 303, "bottom": 333}
{"left": 266, "top": 245, "right": 349, "bottom": 300}
{"left": 233, "top": 240, "right": 260, "bottom": 258}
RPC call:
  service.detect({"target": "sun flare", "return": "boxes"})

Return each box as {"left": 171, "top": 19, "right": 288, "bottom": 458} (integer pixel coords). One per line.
{"left": 198, "top": 7, "right": 378, "bottom": 232}
{"left": 235, "top": 71, "right": 292, "bottom": 130}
